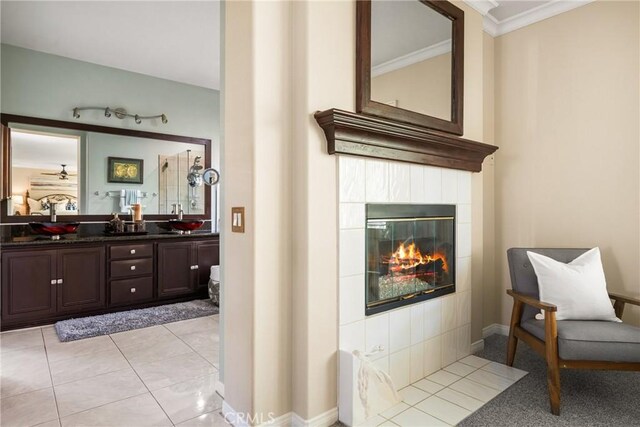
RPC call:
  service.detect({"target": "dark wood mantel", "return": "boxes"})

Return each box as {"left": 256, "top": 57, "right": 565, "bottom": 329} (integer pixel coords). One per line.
{"left": 314, "top": 109, "right": 498, "bottom": 172}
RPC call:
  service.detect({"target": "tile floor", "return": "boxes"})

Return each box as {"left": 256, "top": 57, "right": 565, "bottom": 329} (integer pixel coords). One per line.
{"left": 0, "top": 315, "right": 228, "bottom": 427}
{"left": 363, "top": 355, "right": 528, "bottom": 426}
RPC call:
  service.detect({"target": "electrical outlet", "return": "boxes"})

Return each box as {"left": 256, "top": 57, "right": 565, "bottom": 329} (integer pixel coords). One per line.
{"left": 231, "top": 207, "right": 245, "bottom": 233}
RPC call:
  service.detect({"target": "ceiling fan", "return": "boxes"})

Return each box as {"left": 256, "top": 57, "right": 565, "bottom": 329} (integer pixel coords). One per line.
{"left": 42, "top": 164, "right": 77, "bottom": 180}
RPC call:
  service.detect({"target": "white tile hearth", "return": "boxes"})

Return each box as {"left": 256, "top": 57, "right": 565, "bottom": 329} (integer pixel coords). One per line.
{"left": 0, "top": 314, "right": 221, "bottom": 427}
{"left": 379, "top": 356, "right": 527, "bottom": 426}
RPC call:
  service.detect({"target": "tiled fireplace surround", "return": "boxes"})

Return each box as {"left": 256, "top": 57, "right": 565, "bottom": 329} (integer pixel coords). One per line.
{"left": 338, "top": 156, "right": 473, "bottom": 394}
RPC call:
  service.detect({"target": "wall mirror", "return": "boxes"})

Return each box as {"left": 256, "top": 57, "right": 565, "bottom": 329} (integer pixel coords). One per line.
{"left": 357, "top": 0, "right": 464, "bottom": 135}
{"left": 1, "top": 114, "right": 212, "bottom": 221}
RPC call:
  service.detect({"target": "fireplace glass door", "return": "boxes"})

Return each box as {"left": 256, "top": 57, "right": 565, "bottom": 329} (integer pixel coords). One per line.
{"left": 366, "top": 204, "right": 455, "bottom": 315}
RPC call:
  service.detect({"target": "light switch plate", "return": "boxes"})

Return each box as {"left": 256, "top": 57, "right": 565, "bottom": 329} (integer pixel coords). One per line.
{"left": 231, "top": 207, "right": 245, "bottom": 233}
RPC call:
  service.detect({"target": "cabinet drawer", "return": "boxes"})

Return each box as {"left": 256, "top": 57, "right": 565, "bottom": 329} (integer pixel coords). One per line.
{"left": 109, "top": 244, "right": 153, "bottom": 260}
{"left": 110, "top": 258, "right": 153, "bottom": 278}
{"left": 110, "top": 277, "right": 153, "bottom": 305}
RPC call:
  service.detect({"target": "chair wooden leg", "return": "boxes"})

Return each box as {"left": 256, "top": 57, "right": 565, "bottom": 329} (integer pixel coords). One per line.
{"left": 545, "top": 312, "right": 561, "bottom": 415}
{"left": 506, "top": 299, "right": 524, "bottom": 366}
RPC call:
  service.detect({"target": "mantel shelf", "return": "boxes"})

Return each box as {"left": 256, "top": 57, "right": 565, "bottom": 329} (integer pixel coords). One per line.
{"left": 314, "top": 109, "right": 498, "bottom": 172}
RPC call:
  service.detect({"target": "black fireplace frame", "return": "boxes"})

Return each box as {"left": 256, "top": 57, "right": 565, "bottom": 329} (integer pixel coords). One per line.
{"left": 365, "top": 204, "right": 456, "bottom": 316}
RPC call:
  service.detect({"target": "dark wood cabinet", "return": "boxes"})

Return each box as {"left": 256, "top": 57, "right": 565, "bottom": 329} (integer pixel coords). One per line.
{"left": 1, "top": 235, "right": 219, "bottom": 330}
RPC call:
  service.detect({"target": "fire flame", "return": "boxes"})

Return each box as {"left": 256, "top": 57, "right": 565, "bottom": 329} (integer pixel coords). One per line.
{"left": 388, "top": 242, "right": 448, "bottom": 272}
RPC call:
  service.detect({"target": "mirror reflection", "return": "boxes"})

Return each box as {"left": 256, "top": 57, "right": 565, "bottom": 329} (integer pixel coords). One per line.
{"left": 8, "top": 123, "right": 205, "bottom": 217}
{"left": 371, "top": 0, "right": 453, "bottom": 120}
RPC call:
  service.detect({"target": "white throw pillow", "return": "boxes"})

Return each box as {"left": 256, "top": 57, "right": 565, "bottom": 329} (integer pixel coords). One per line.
{"left": 526, "top": 248, "right": 620, "bottom": 322}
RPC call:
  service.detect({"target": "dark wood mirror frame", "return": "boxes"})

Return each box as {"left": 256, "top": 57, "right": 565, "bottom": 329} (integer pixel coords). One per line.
{"left": 357, "top": 0, "right": 464, "bottom": 135}
{"left": 1, "top": 114, "right": 212, "bottom": 223}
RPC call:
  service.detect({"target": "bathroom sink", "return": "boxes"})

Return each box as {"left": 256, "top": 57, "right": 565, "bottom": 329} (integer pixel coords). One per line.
{"left": 29, "top": 222, "right": 80, "bottom": 239}
{"left": 167, "top": 219, "right": 204, "bottom": 233}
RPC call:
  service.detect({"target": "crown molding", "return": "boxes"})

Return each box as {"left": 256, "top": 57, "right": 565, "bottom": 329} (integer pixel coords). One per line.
{"left": 463, "top": 0, "right": 498, "bottom": 16}
{"left": 372, "top": 39, "right": 452, "bottom": 78}
{"left": 483, "top": 0, "right": 595, "bottom": 37}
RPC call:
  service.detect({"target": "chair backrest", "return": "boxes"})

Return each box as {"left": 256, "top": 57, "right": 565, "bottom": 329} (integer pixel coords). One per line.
{"left": 506, "top": 248, "right": 590, "bottom": 322}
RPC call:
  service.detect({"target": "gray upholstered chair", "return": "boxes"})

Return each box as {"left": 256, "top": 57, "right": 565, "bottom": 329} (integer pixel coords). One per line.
{"left": 506, "top": 248, "right": 640, "bottom": 415}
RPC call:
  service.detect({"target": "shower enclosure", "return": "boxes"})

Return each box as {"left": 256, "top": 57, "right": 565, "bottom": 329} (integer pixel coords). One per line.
{"left": 158, "top": 149, "right": 206, "bottom": 215}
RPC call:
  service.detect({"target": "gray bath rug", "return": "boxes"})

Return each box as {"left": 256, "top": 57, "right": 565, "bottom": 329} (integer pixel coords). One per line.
{"left": 55, "top": 299, "right": 218, "bottom": 342}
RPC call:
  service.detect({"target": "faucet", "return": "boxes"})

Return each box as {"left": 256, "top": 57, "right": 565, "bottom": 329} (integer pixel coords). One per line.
{"left": 172, "top": 203, "right": 184, "bottom": 220}
{"left": 50, "top": 203, "right": 57, "bottom": 223}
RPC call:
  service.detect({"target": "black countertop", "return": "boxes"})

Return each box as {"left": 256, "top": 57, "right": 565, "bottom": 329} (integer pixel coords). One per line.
{"left": 0, "top": 231, "right": 219, "bottom": 248}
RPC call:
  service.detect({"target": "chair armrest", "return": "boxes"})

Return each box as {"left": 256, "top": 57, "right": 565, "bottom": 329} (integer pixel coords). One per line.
{"left": 609, "top": 293, "right": 640, "bottom": 307}
{"left": 507, "top": 289, "right": 557, "bottom": 312}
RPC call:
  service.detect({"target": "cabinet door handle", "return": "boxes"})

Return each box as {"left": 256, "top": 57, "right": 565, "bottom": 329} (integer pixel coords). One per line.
{"left": 130, "top": 265, "right": 136, "bottom": 271}
{"left": 57, "top": 279, "right": 63, "bottom": 284}
{"left": 194, "top": 265, "right": 199, "bottom": 270}
{"left": 130, "top": 249, "right": 136, "bottom": 254}
{"left": 130, "top": 288, "right": 136, "bottom": 293}
{"left": 50, "top": 279, "right": 57, "bottom": 285}
{"left": 190, "top": 265, "right": 195, "bottom": 270}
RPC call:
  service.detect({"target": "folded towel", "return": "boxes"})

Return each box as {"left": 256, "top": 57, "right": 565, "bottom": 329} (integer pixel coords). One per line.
{"left": 125, "top": 189, "right": 139, "bottom": 206}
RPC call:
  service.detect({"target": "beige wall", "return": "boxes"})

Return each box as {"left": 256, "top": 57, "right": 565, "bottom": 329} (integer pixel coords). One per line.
{"left": 371, "top": 53, "right": 452, "bottom": 120}
{"left": 493, "top": 0, "right": 640, "bottom": 326}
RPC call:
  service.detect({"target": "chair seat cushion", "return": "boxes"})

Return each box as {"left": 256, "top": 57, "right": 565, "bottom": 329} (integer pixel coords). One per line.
{"left": 521, "top": 319, "right": 640, "bottom": 363}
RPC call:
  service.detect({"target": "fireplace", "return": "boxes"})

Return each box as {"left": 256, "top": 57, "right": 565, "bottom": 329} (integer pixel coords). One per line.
{"left": 366, "top": 204, "right": 455, "bottom": 315}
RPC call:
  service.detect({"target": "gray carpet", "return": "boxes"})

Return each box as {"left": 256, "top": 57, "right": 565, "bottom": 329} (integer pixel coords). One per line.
{"left": 459, "top": 334, "right": 640, "bottom": 426}
{"left": 55, "top": 299, "right": 218, "bottom": 342}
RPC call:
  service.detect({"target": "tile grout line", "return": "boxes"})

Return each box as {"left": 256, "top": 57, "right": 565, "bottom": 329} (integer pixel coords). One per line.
{"left": 107, "top": 333, "right": 176, "bottom": 426}
{"left": 163, "top": 323, "right": 219, "bottom": 371}
{"left": 40, "top": 327, "right": 62, "bottom": 426}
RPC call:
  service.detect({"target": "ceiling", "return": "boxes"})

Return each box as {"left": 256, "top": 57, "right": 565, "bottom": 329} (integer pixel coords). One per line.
{"left": 488, "top": 1, "right": 550, "bottom": 22}
{"left": 0, "top": 1, "right": 220, "bottom": 90}
{"left": 12, "top": 130, "right": 79, "bottom": 172}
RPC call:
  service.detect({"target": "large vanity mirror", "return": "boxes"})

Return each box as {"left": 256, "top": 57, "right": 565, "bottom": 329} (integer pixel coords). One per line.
{"left": 357, "top": 0, "right": 464, "bottom": 135}
{"left": 1, "top": 114, "right": 212, "bottom": 221}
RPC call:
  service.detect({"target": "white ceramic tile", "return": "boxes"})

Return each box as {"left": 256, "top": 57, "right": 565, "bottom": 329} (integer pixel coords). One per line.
{"left": 391, "top": 407, "right": 448, "bottom": 427}
{"left": 365, "top": 160, "right": 389, "bottom": 202}
{"left": 441, "top": 295, "right": 456, "bottom": 333}
{"left": 443, "top": 361, "right": 476, "bottom": 377}
{"left": 411, "top": 378, "right": 444, "bottom": 394}
{"left": 45, "top": 335, "right": 117, "bottom": 364}
{"left": 152, "top": 374, "right": 222, "bottom": 425}
{"left": 441, "top": 169, "right": 458, "bottom": 203}
{"left": 54, "top": 368, "right": 147, "bottom": 417}
{"left": 458, "top": 355, "right": 491, "bottom": 369}
{"left": 389, "top": 308, "right": 411, "bottom": 352}
{"left": 456, "top": 324, "right": 471, "bottom": 360}
{"left": 457, "top": 171, "right": 472, "bottom": 204}
{"left": 339, "top": 320, "right": 365, "bottom": 352}
{"left": 457, "top": 204, "right": 471, "bottom": 224}
{"left": 409, "top": 344, "right": 424, "bottom": 383}
{"left": 409, "top": 165, "right": 425, "bottom": 203}
{"left": 441, "top": 330, "right": 457, "bottom": 367}
{"left": 457, "top": 223, "right": 472, "bottom": 258}
{"left": 423, "top": 166, "right": 442, "bottom": 203}
{"left": 339, "top": 229, "right": 365, "bottom": 277}
{"left": 456, "top": 257, "right": 471, "bottom": 293}
{"left": 177, "top": 331, "right": 219, "bottom": 365}
{"left": 33, "top": 419, "right": 61, "bottom": 427}
{"left": 0, "top": 328, "right": 43, "bottom": 353}
{"left": 360, "top": 415, "right": 386, "bottom": 427}
{"left": 339, "top": 156, "right": 366, "bottom": 202}
{"left": 449, "top": 377, "right": 501, "bottom": 403}
{"left": 176, "top": 411, "right": 230, "bottom": 427}
{"left": 365, "top": 313, "right": 390, "bottom": 360}
{"left": 426, "top": 370, "right": 461, "bottom": 387}
{"left": 389, "top": 348, "right": 411, "bottom": 389}
{"left": 339, "top": 274, "right": 365, "bottom": 325}
{"left": 415, "top": 395, "right": 472, "bottom": 425}
{"left": 435, "top": 387, "right": 484, "bottom": 412}
{"left": 60, "top": 393, "right": 172, "bottom": 427}
{"left": 379, "top": 402, "right": 410, "bottom": 419}
{"left": 372, "top": 355, "right": 390, "bottom": 374}
{"left": 49, "top": 347, "right": 130, "bottom": 385}
{"left": 1, "top": 345, "right": 52, "bottom": 398}
{"left": 481, "top": 362, "right": 528, "bottom": 381}
{"left": 409, "top": 305, "right": 424, "bottom": 345}
{"left": 399, "top": 385, "right": 430, "bottom": 406}
{"left": 422, "top": 299, "right": 441, "bottom": 340}
{"left": 340, "top": 203, "right": 365, "bottom": 229}
{"left": 456, "top": 291, "right": 471, "bottom": 327}
{"left": 467, "top": 369, "right": 515, "bottom": 391}
{"left": 133, "top": 352, "right": 217, "bottom": 391}
{"left": 110, "top": 325, "right": 171, "bottom": 348}
{"left": 118, "top": 334, "right": 194, "bottom": 368}
{"left": 164, "top": 316, "right": 219, "bottom": 337}
{"left": 0, "top": 387, "right": 58, "bottom": 427}
{"left": 389, "top": 163, "right": 411, "bottom": 202}
{"left": 423, "top": 335, "right": 442, "bottom": 376}
{"left": 377, "top": 420, "right": 399, "bottom": 427}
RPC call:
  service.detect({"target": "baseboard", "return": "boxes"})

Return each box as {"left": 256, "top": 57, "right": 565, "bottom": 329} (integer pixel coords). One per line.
{"left": 291, "top": 408, "right": 339, "bottom": 427}
{"left": 482, "top": 323, "right": 510, "bottom": 338}
{"left": 222, "top": 401, "right": 249, "bottom": 427}
{"left": 470, "top": 339, "right": 484, "bottom": 354}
